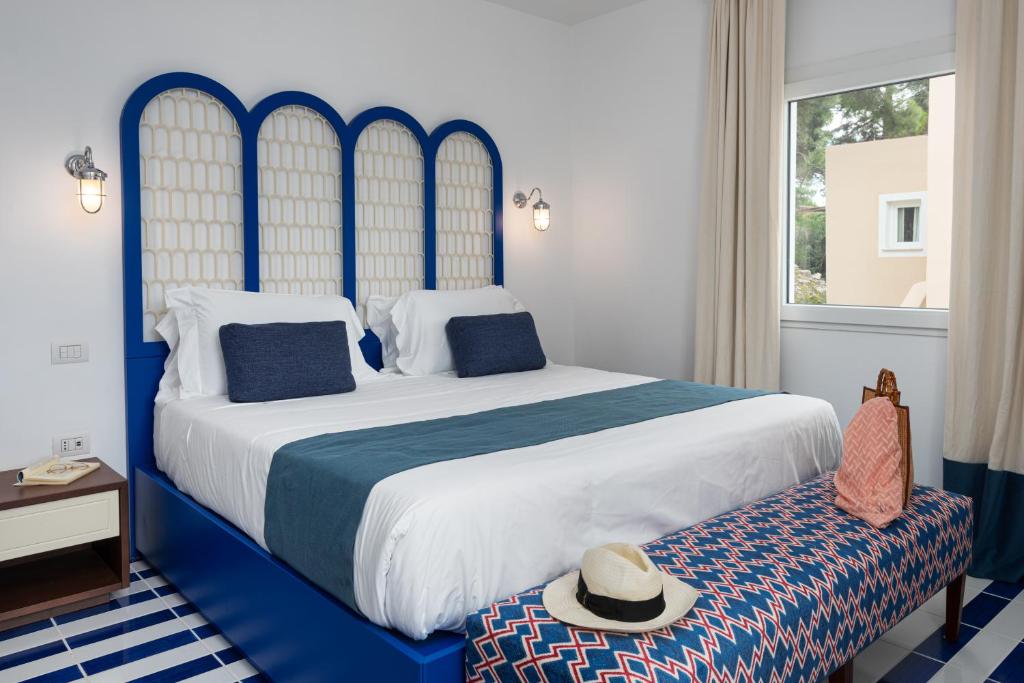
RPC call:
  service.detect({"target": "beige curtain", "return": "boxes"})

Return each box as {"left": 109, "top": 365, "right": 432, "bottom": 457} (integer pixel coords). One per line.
{"left": 943, "top": 0, "right": 1024, "bottom": 581}
{"left": 694, "top": 0, "right": 786, "bottom": 390}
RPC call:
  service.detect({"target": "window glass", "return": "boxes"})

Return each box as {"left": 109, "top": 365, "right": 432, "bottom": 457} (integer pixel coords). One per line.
{"left": 787, "top": 75, "right": 954, "bottom": 308}
{"left": 899, "top": 207, "right": 918, "bottom": 243}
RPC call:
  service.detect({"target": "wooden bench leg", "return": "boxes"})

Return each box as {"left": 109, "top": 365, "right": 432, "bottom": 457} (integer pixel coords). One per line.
{"left": 828, "top": 659, "right": 852, "bottom": 683}
{"left": 945, "top": 572, "right": 966, "bottom": 642}
{"left": 828, "top": 574, "right": 965, "bottom": 681}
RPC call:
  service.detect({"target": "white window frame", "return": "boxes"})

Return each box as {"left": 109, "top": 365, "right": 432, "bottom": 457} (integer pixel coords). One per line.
{"left": 781, "top": 48, "right": 953, "bottom": 335}
{"left": 878, "top": 191, "right": 927, "bottom": 256}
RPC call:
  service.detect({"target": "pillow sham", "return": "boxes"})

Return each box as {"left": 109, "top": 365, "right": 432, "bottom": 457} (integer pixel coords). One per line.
{"left": 166, "top": 287, "right": 378, "bottom": 397}
{"left": 219, "top": 321, "right": 356, "bottom": 402}
{"left": 365, "top": 295, "right": 400, "bottom": 370}
{"left": 445, "top": 312, "right": 546, "bottom": 377}
{"left": 154, "top": 309, "right": 185, "bottom": 403}
{"left": 391, "top": 286, "right": 526, "bottom": 376}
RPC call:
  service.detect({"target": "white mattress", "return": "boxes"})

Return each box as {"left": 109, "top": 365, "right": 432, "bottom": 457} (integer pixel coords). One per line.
{"left": 155, "top": 364, "right": 842, "bottom": 640}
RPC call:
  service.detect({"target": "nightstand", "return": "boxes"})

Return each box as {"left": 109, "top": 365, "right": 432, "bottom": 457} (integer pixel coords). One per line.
{"left": 0, "top": 458, "right": 129, "bottom": 630}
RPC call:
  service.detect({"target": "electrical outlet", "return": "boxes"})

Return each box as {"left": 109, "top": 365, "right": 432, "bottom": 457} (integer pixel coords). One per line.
{"left": 52, "top": 433, "right": 90, "bottom": 457}
{"left": 51, "top": 342, "right": 90, "bottom": 365}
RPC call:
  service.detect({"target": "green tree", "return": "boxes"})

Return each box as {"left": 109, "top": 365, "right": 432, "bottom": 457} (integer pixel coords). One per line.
{"left": 794, "top": 204, "right": 826, "bottom": 278}
{"left": 797, "top": 80, "right": 929, "bottom": 190}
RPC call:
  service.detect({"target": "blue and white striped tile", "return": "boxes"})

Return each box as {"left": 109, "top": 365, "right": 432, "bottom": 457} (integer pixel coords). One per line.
{"left": 988, "top": 639, "right": 1024, "bottom": 682}
{"left": 0, "top": 561, "right": 263, "bottom": 683}
{"left": 140, "top": 565, "right": 261, "bottom": 683}
{"left": 177, "top": 617, "right": 260, "bottom": 682}
{"left": 0, "top": 629, "right": 80, "bottom": 683}
{"left": 859, "top": 578, "right": 1024, "bottom": 683}
{"left": 54, "top": 580, "right": 166, "bottom": 639}
{"left": 917, "top": 576, "right": 990, "bottom": 620}
{"left": 854, "top": 638, "right": 917, "bottom": 682}
{"left": 937, "top": 628, "right": 1019, "bottom": 681}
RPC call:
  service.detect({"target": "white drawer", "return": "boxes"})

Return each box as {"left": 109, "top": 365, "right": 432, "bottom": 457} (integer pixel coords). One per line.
{"left": 0, "top": 490, "right": 119, "bottom": 562}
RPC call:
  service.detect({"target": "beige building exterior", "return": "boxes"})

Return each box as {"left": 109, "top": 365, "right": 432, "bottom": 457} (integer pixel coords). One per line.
{"left": 824, "top": 75, "right": 953, "bottom": 308}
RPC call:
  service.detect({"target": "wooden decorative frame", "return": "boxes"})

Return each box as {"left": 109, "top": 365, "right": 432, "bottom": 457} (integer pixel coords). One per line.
{"left": 861, "top": 368, "right": 914, "bottom": 507}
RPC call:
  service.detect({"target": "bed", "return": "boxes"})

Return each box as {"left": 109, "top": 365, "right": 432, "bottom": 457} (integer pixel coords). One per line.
{"left": 123, "top": 72, "right": 841, "bottom": 682}
{"left": 155, "top": 364, "right": 840, "bottom": 640}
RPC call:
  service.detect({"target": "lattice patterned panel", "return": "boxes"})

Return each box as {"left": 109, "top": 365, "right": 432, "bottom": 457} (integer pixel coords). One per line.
{"left": 257, "top": 106, "right": 343, "bottom": 296}
{"left": 435, "top": 132, "right": 493, "bottom": 290}
{"left": 139, "top": 89, "right": 244, "bottom": 341}
{"left": 354, "top": 120, "right": 424, "bottom": 319}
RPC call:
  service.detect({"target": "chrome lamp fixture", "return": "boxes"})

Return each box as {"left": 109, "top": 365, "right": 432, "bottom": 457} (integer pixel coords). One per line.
{"left": 513, "top": 187, "right": 550, "bottom": 231}
{"left": 65, "top": 146, "right": 107, "bottom": 214}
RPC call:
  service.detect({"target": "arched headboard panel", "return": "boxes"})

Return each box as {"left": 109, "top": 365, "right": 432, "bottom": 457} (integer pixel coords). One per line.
{"left": 138, "top": 89, "right": 247, "bottom": 341}
{"left": 121, "top": 73, "right": 504, "bottom": 546}
{"left": 346, "top": 107, "right": 431, "bottom": 321}
{"left": 430, "top": 120, "right": 503, "bottom": 290}
{"left": 122, "top": 73, "right": 251, "bottom": 359}
{"left": 250, "top": 93, "right": 347, "bottom": 298}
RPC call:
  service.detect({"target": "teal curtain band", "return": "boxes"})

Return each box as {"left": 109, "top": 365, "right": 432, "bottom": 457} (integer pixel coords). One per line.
{"left": 943, "top": 458, "right": 1024, "bottom": 582}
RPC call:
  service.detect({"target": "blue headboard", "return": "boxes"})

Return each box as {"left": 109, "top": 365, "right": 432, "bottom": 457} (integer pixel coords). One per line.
{"left": 121, "top": 72, "right": 503, "bottom": 544}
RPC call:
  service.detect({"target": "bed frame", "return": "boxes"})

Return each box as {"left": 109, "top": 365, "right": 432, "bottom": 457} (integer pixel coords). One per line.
{"left": 123, "top": 72, "right": 502, "bottom": 682}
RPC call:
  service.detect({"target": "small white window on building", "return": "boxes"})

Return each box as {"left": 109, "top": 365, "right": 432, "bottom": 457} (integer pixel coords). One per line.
{"left": 879, "top": 192, "right": 927, "bottom": 256}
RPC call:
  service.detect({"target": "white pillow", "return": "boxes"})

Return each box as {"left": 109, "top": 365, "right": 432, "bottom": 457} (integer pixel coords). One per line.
{"left": 391, "top": 286, "right": 526, "bottom": 376}
{"left": 365, "top": 295, "right": 400, "bottom": 370}
{"left": 154, "top": 309, "right": 185, "bottom": 403}
{"left": 166, "top": 287, "right": 378, "bottom": 397}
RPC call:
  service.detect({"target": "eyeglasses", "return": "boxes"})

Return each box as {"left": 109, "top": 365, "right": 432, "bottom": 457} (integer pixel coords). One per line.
{"left": 47, "top": 462, "right": 91, "bottom": 474}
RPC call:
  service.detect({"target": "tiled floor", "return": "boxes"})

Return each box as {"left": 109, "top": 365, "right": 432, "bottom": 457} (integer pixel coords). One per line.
{"left": 0, "top": 560, "right": 263, "bottom": 682}
{"left": 856, "top": 576, "right": 1024, "bottom": 683}
{"left": 1, "top": 563, "right": 1021, "bottom": 682}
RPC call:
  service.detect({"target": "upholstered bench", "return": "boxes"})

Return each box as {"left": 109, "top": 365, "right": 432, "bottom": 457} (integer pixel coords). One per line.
{"left": 465, "top": 473, "right": 972, "bottom": 683}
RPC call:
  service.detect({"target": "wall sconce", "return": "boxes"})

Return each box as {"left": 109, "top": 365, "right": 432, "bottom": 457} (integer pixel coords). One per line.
{"left": 65, "top": 146, "right": 107, "bottom": 214}
{"left": 513, "top": 187, "right": 550, "bottom": 231}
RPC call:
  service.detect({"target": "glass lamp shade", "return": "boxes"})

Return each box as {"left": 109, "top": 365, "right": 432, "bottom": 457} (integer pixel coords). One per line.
{"left": 532, "top": 199, "right": 550, "bottom": 231}
{"left": 78, "top": 177, "right": 105, "bottom": 214}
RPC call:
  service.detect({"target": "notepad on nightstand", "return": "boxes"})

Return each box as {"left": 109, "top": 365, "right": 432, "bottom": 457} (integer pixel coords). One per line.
{"left": 15, "top": 456, "right": 100, "bottom": 486}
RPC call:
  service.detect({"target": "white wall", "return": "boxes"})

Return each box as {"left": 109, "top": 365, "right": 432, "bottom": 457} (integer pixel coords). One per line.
{"left": 567, "top": 0, "right": 957, "bottom": 486}
{"left": 782, "top": 329, "right": 948, "bottom": 488}
{"left": 782, "top": 0, "right": 957, "bottom": 487}
{"left": 0, "top": 0, "right": 576, "bottom": 474}
{"left": 568, "top": 0, "right": 711, "bottom": 380}
{"left": 0, "top": 0, "right": 962, "bottom": 489}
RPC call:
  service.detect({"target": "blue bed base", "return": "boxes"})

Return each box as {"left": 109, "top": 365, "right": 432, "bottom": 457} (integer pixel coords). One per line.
{"left": 122, "top": 72, "right": 504, "bottom": 681}
{"left": 135, "top": 467, "right": 464, "bottom": 682}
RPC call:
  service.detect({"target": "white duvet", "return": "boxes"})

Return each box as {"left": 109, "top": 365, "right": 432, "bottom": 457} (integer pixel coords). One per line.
{"left": 155, "top": 364, "right": 842, "bottom": 640}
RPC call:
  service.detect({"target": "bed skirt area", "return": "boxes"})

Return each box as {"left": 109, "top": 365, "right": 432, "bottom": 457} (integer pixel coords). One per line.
{"left": 133, "top": 466, "right": 465, "bottom": 683}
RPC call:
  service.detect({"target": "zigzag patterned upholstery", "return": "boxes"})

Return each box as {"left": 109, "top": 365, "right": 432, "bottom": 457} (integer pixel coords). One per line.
{"left": 465, "top": 472, "right": 972, "bottom": 682}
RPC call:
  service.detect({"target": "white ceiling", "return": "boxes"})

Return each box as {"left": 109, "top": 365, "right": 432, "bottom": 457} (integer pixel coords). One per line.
{"left": 481, "top": 0, "right": 649, "bottom": 25}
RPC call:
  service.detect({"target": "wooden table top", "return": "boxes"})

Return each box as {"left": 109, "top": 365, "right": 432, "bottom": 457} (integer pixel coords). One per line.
{"left": 0, "top": 458, "right": 125, "bottom": 512}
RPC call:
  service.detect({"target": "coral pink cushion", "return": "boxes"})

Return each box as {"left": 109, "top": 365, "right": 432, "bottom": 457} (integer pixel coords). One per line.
{"left": 835, "top": 397, "right": 904, "bottom": 528}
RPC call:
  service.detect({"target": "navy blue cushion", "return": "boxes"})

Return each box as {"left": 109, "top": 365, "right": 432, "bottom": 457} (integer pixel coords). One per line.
{"left": 445, "top": 312, "right": 546, "bottom": 378}
{"left": 219, "top": 321, "right": 356, "bottom": 402}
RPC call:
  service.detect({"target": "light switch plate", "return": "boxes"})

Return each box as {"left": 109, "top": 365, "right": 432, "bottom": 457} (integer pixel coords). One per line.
{"left": 52, "top": 433, "right": 91, "bottom": 457}
{"left": 51, "top": 342, "right": 89, "bottom": 365}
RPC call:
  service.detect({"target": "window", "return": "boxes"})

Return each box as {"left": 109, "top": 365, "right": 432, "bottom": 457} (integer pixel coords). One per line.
{"left": 786, "top": 74, "right": 954, "bottom": 310}
{"left": 878, "top": 192, "right": 926, "bottom": 255}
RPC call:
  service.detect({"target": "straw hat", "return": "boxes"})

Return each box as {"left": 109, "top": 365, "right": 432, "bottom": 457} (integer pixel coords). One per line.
{"left": 542, "top": 543, "right": 698, "bottom": 632}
